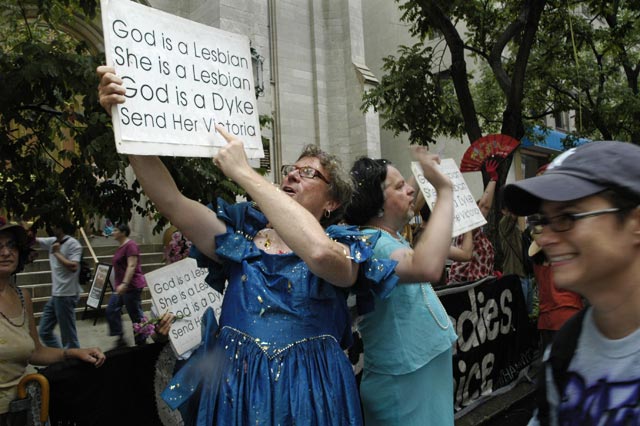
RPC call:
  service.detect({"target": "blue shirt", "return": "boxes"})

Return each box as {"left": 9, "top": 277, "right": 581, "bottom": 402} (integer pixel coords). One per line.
{"left": 358, "top": 229, "right": 458, "bottom": 375}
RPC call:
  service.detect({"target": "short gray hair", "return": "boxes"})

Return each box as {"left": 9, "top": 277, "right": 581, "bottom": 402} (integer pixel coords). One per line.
{"left": 297, "top": 145, "right": 354, "bottom": 227}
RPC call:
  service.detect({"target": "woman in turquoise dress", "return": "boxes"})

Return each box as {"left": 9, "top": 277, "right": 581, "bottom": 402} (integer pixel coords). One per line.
{"left": 98, "top": 65, "right": 396, "bottom": 425}
{"left": 345, "top": 148, "right": 458, "bottom": 426}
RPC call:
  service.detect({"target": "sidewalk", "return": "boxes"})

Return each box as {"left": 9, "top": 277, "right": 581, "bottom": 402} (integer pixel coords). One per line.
{"left": 76, "top": 315, "right": 135, "bottom": 350}
{"left": 455, "top": 377, "right": 537, "bottom": 425}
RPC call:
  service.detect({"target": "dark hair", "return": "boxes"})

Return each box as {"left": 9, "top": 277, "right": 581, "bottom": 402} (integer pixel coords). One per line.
{"left": 116, "top": 223, "right": 131, "bottom": 236}
{"left": 598, "top": 188, "right": 640, "bottom": 222}
{"left": 297, "top": 145, "right": 354, "bottom": 227}
{"left": 53, "top": 220, "right": 76, "bottom": 236}
{"left": 344, "top": 157, "right": 390, "bottom": 226}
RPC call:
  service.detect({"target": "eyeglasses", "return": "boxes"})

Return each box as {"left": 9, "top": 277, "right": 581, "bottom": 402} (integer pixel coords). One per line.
{"left": 281, "top": 165, "right": 330, "bottom": 184}
{"left": 528, "top": 208, "right": 620, "bottom": 234}
{"left": 0, "top": 240, "right": 18, "bottom": 252}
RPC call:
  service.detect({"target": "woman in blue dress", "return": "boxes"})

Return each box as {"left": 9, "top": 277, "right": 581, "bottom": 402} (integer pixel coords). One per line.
{"left": 345, "top": 147, "right": 458, "bottom": 426}
{"left": 97, "top": 66, "right": 395, "bottom": 425}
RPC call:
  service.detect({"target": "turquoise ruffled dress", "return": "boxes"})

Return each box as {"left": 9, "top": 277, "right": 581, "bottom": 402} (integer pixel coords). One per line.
{"left": 161, "top": 200, "right": 397, "bottom": 425}
{"left": 358, "top": 229, "right": 458, "bottom": 426}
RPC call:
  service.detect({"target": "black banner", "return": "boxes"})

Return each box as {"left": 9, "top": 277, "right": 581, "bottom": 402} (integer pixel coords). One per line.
{"left": 42, "top": 344, "right": 165, "bottom": 426}
{"left": 437, "top": 275, "right": 539, "bottom": 415}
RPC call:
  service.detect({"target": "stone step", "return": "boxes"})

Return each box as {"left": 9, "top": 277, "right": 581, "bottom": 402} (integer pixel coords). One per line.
{"left": 21, "top": 252, "right": 165, "bottom": 273}
{"left": 18, "top": 242, "right": 168, "bottom": 323}
{"left": 33, "top": 298, "right": 155, "bottom": 322}
{"left": 16, "top": 260, "right": 166, "bottom": 285}
{"left": 28, "top": 242, "right": 164, "bottom": 257}
{"left": 31, "top": 287, "right": 153, "bottom": 313}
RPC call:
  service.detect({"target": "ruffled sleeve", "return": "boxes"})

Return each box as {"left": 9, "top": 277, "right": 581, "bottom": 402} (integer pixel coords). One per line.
{"left": 325, "top": 225, "right": 398, "bottom": 315}
{"left": 189, "top": 198, "right": 268, "bottom": 294}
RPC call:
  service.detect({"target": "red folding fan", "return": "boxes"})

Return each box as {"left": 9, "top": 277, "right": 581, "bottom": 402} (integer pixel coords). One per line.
{"left": 460, "top": 134, "right": 520, "bottom": 172}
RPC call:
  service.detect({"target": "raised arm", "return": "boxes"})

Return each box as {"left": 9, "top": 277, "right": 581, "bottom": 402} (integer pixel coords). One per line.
{"left": 478, "top": 180, "right": 496, "bottom": 218}
{"left": 391, "top": 146, "right": 454, "bottom": 283}
{"left": 97, "top": 66, "right": 226, "bottom": 260}
{"left": 214, "top": 126, "right": 358, "bottom": 287}
{"left": 127, "top": 156, "right": 226, "bottom": 260}
{"left": 478, "top": 158, "right": 500, "bottom": 218}
{"left": 449, "top": 231, "right": 473, "bottom": 262}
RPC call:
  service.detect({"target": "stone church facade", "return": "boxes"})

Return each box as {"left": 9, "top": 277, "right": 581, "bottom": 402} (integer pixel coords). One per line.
{"left": 75, "top": 0, "right": 479, "bottom": 242}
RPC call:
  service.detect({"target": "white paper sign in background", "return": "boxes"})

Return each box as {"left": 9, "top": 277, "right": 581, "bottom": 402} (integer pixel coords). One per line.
{"left": 411, "top": 159, "right": 487, "bottom": 238}
{"left": 145, "top": 258, "right": 223, "bottom": 356}
{"left": 100, "top": 0, "right": 263, "bottom": 158}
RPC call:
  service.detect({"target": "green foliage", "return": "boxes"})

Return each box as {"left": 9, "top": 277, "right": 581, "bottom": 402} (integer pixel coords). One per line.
{"left": 362, "top": 44, "right": 464, "bottom": 144}
{"left": 364, "top": 0, "right": 640, "bottom": 146}
{"left": 0, "top": 0, "right": 116, "bottom": 229}
{"left": 0, "top": 0, "right": 245, "bottom": 235}
{"left": 527, "top": 1, "right": 640, "bottom": 143}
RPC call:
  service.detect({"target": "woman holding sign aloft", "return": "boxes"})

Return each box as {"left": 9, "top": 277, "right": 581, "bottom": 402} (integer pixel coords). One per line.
{"left": 446, "top": 156, "right": 500, "bottom": 284}
{"left": 97, "top": 65, "right": 395, "bottom": 426}
{"left": 344, "top": 149, "right": 457, "bottom": 426}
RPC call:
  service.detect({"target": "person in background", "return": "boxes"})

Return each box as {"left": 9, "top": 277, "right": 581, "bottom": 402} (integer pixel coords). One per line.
{"left": 502, "top": 141, "right": 640, "bottom": 425}
{"left": 499, "top": 206, "right": 533, "bottom": 312}
{"left": 527, "top": 236, "right": 583, "bottom": 349}
{"left": 105, "top": 223, "right": 148, "bottom": 347}
{"left": 36, "top": 220, "right": 83, "bottom": 349}
{"left": 447, "top": 157, "right": 500, "bottom": 284}
{"left": 162, "top": 226, "right": 192, "bottom": 264}
{"left": 98, "top": 65, "right": 394, "bottom": 425}
{"left": 345, "top": 149, "right": 457, "bottom": 426}
{"left": 0, "top": 218, "right": 105, "bottom": 424}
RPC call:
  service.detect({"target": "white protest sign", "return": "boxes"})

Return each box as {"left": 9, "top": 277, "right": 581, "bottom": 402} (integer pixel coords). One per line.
{"left": 100, "top": 0, "right": 263, "bottom": 158}
{"left": 411, "top": 159, "right": 487, "bottom": 238}
{"left": 145, "top": 258, "right": 223, "bottom": 356}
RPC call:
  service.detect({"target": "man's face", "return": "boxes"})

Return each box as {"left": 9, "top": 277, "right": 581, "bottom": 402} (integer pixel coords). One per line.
{"left": 381, "top": 165, "right": 416, "bottom": 227}
{"left": 537, "top": 195, "right": 638, "bottom": 296}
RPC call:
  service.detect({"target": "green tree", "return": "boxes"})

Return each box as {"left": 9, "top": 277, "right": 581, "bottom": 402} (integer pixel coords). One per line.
{"left": 362, "top": 0, "right": 549, "bottom": 263}
{"left": 363, "top": 0, "right": 640, "bottom": 148}
{"left": 0, "top": 0, "right": 241, "bottom": 234}
{"left": 528, "top": 1, "right": 640, "bottom": 144}
{"left": 362, "top": 0, "right": 640, "bottom": 267}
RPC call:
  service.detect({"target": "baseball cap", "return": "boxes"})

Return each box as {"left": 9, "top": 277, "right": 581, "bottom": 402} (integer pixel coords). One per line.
{"left": 503, "top": 141, "right": 640, "bottom": 216}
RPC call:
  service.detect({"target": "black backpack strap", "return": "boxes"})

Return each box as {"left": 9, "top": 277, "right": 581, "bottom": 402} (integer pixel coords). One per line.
{"left": 536, "top": 308, "right": 587, "bottom": 425}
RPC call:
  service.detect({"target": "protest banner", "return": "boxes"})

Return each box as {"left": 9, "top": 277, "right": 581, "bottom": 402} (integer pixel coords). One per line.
{"left": 144, "top": 258, "right": 224, "bottom": 356}
{"left": 100, "top": 0, "right": 263, "bottom": 158}
{"left": 346, "top": 275, "right": 539, "bottom": 417}
{"left": 411, "top": 159, "right": 487, "bottom": 237}
{"left": 437, "top": 276, "right": 539, "bottom": 417}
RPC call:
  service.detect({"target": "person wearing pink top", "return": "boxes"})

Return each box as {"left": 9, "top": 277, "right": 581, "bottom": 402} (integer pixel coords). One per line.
{"left": 105, "top": 223, "right": 147, "bottom": 347}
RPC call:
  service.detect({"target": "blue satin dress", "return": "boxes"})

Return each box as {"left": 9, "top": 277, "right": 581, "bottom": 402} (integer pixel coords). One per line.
{"left": 162, "top": 200, "right": 397, "bottom": 425}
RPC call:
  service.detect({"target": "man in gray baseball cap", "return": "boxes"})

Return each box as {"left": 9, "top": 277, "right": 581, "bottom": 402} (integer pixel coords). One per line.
{"left": 502, "top": 141, "right": 640, "bottom": 426}
{"left": 502, "top": 141, "right": 640, "bottom": 216}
